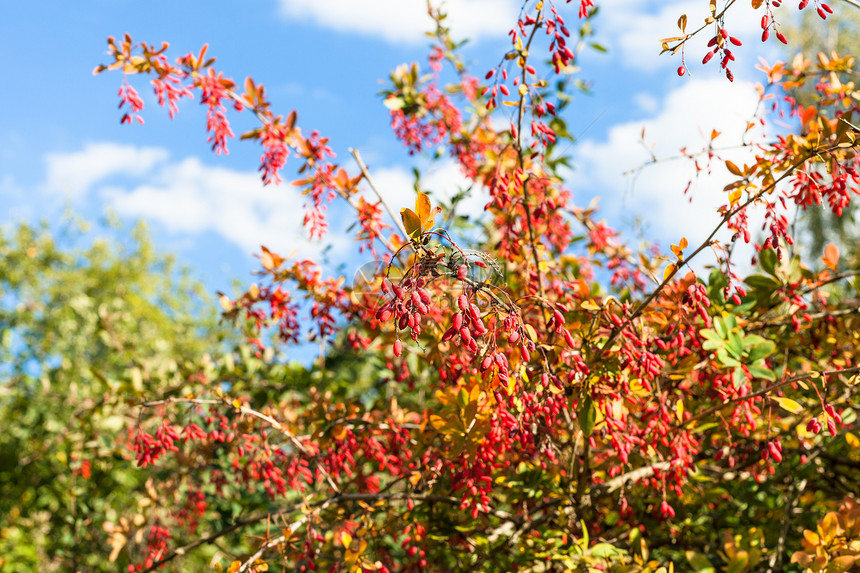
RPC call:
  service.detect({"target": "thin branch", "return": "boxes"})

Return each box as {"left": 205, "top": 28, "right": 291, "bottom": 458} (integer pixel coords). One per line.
{"left": 350, "top": 147, "right": 408, "bottom": 239}
{"left": 141, "top": 396, "right": 342, "bottom": 494}
{"left": 681, "top": 365, "right": 860, "bottom": 429}
{"left": 585, "top": 148, "right": 821, "bottom": 375}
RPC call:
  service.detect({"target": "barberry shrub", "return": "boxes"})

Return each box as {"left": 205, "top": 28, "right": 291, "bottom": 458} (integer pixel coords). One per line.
{"left": 94, "top": 1, "right": 860, "bottom": 572}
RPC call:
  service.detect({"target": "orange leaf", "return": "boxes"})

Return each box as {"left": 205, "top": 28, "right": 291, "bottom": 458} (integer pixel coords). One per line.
{"left": 799, "top": 105, "right": 817, "bottom": 127}
{"left": 822, "top": 243, "right": 839, "bottom": 271}
{"left": 260, "top": 246, "right": 284, "bottom": 271}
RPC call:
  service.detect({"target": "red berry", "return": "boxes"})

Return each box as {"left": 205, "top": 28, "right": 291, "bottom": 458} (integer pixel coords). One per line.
{"left": 393, "top": 339, "right": 402, "bottom": 357}
{"left": 453, "top": 312, "right": 464, "bottom": 330}
{"left": 677, "top": 66, "right": 686, "bottom": 76}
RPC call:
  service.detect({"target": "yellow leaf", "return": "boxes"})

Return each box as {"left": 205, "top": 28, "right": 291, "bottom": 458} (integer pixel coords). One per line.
{"left": 846, "top": 432, "right": 859, "bottom": 448}
{"left": 663, "top": 263, "right": 676, "bottom": 282}
{"left": 679, "top": 237, "right": 688, "bottom": 249}
{"left": 400, "top": 208, "right": 422, "bottom": 241}
{"left": 725, "top": 160, "right": 742, "bottom": 176}
{"left": 518, "top": 84, "right": 528, "bottom": 96}
{"left": 341, "top": 531, "right": 353, "bottom": 547}
{"left": 219, "top": 295, "right": 233, "bottom": 312}
{"left": 676, "top": 400, "right": 685, "bottom": 422}
{"left": 429, "top": 415, "right": 447, "bottom": 430}
{"left": 752, "top": 0, "right": 763, "bottom": 8}
{"left": 772, "top": 396, "right": 803, "bottom": 414}
{"left": 228, "top": 561, "right": 242, "bottom": 573}
{"left": 524, "top": 324, "right": 538, "bottom": 342}
{"left": 581, "top": 299, "right": 601, "bottom": 311}
{"left": 729, "top": 188, "right": 742, "bottom": 206}
{"left": 677, "top": 14, "right": 687, "bottom": 33}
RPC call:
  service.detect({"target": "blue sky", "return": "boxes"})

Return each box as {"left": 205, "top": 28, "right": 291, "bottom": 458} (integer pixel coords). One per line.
{"left": 1, "top": 0, "right": 788, "bottom": 298}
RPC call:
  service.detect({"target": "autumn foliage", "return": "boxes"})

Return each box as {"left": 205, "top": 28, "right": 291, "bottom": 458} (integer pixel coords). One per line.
{"left": 81, "top": 1, "right": 860, "bottom": 571}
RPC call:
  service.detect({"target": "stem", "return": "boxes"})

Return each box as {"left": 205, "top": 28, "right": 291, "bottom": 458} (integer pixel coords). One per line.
{"left": 681, "top": 365, "right": 860, "bottom": 428}
{"left": 515, "top": 4, "right": 548, "bottom": 302}
{"left": 350, "top": 147, "right": 409, "bottom": 239}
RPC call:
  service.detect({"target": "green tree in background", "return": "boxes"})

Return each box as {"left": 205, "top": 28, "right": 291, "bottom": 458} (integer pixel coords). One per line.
{"left": 787, "top": 7, "right": 860, "bottom": 261}
{"left": 0, "top": 217, "right": 254, "bottom": 571}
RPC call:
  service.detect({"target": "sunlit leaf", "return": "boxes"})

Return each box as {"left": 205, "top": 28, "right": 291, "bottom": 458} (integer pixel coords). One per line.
{"left": 771, "top": 396, "right": 803, "bottom": 414}
{"left": 400, "top": 207, "right": 422, "bottom": 241}
{"left": 822, "top": 242, "right": 839, "bottom": 271}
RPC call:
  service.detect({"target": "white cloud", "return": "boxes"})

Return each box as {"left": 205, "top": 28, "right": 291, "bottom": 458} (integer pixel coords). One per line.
{"left": 367, "top": 158, "right": 487, "bottom": 221}
{"left": 40, "top": 143, "right": 489, "bottom": 265}
{"left": 568, "top": 77, "right": 762, "bottom": 257}
{"left": 40, "top": 143, "right": 345, "bottom": 259}
{"left": 633, "top": 92, "right": 659, "bottom": 113}
{"left": 43, "top": 143, "right": 168, "bottom": 199}
{"left": 103, "top": 157, "right": 335, "bottom": 258}
{"left": 278, "top": 0, "right": 518, "bottom": 45}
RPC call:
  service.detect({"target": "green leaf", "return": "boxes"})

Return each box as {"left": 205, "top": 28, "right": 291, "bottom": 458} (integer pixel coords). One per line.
{"left": 745, "top": 274, "right": 781, "bottom": 291}
{"left": 590, "top": 543, "right": 620, "bottom": 558}
{"left": 748, "top": 362, "right": 775, "bottom": 381}
{"left": 686, "top": 550, "right": 716, "bottom": 573}
{"left": 714, "top": 316, "right": 728, "bottom": 339}
{"left": 579, "top": 395, "right": 597, "bottom": 436}
{"left": 759, "top": 247, "right": 778, "bottom": 276}
{"left": 716, "top": 347, "right": 741, "bottom": 368}
{"left": 746, "top": 340, "right": 775, "bottom": 362}
{"left": 727, "top": 330, "right": 745, "bottom": 359}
